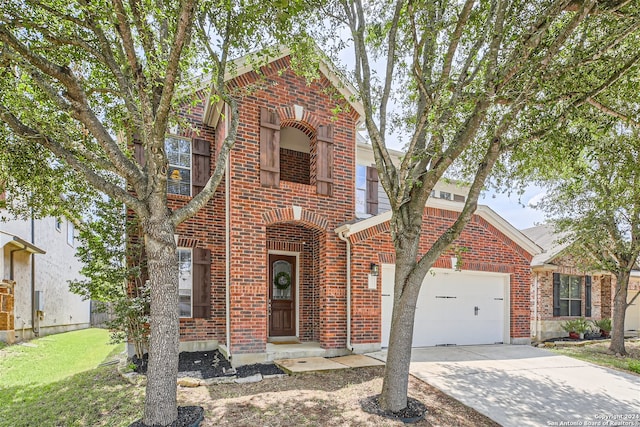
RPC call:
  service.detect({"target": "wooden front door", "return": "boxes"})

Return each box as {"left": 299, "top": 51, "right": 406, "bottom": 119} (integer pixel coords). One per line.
{"left": 268, "top": 254, "right": 296, "bottom": 337}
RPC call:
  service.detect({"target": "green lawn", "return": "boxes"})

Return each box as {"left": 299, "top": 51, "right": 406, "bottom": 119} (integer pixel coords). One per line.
{"left": 0, "top": 328, "right": 143, "bottom": 427}
{"left": 549, "top": 339, "right": 640, "bottom": 375}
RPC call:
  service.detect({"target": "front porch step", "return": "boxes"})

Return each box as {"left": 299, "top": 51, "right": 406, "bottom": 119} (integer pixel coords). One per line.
{"left": 265, "top": 342, "right": 350, "bottom": 361}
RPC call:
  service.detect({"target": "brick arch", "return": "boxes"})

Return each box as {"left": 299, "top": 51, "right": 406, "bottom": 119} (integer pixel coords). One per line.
{"left": 262, "top": 207, "right": 329, "bottom": 231}
{"left": 280, "top": 119, "right": 316, "bottom": 139}
{"left": 277, "top": 106, "right": 321, "bottom": 132}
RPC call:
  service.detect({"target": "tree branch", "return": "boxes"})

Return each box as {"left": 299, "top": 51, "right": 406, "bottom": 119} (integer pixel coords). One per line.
{"left": 0, "top": 105, "right": 145, "bottom": 213}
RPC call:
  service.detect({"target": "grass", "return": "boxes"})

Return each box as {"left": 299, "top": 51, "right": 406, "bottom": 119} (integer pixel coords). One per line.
{"left": 0, "top": 328, "right": 143, "bottom": 427}
{"left": 0, "top": 328, "right": 495, "bottom": 426}
{"left": 549, "top": 339, "right": 640, "bottom": 375}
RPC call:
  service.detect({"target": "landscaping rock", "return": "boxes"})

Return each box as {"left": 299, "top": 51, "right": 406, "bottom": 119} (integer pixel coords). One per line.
{"left": 202, "top": 376, "right": 237, "bottom": 385}
{"left": 178, "top": 377, "right": 203, "bottom": 388}
{"left": 235, "top": 373, "right": 262, "bottom": 384}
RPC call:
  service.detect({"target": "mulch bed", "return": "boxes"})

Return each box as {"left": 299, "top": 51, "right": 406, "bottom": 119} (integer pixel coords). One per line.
{"left": 361, "top": 395, "right": 427, "bottom": 424}
{"left": 131, "top": 349, "right": 285, "bottom": 379}
{"left": 543, "top": 334, "right": 609, "bottom": 343}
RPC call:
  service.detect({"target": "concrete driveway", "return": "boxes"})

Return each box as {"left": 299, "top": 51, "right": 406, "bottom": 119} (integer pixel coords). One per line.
{"left": 368, "top": 345, "right": 640, "bottom": 427}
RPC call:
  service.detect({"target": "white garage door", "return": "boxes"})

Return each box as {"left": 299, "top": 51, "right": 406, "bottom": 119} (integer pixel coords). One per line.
{"left": 626, "top": 291, "right": 640, "bottom": 332}
{"left": 381, "top": 265, "right": 509, "bottom": 347}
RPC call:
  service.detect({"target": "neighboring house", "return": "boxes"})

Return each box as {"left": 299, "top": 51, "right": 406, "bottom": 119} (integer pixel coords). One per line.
{"left": 136, "top": 48, "right": 544, "bottom": 365}
{"left": 522, "top": 224, "right": 640, "bottom": 341}
{"left": 0, "top": 214, "right": 90, "bottom": 343}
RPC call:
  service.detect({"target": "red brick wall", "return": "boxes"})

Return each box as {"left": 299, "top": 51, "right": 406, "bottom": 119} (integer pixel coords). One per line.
{"left": 349, "top": 207, "right": 534, "bottom": 344}
{"left": 280, "top": 148, "right": 310, "bottom": 185}
{"left": 266, "top": 223, "right": 322, "bottom": 341}
{"left": 226, "top": 56, "right": 357, "bottom": 353}
{"left": 165, "top": 56, "right": 358, "bottom": 354}
{"left": 168, "top": 91, "right": 228, "bottom": 344}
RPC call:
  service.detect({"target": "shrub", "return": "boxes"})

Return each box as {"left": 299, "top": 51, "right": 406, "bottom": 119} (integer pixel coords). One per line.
{"left": 592, "top": 318, "right": 612, "bottom": 333}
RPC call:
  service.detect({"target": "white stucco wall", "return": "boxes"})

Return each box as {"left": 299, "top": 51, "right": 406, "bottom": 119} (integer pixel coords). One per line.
{"left": 1, "top": 216, "right": 90, "bottom": 341}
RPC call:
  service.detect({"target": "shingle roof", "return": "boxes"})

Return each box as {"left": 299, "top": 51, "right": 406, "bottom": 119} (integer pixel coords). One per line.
{"left": 520, "top": 224, "right": 569, "bottom": 266}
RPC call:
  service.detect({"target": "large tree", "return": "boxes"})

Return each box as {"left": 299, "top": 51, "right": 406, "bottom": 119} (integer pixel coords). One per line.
{"left": 320, "top": 0, "right": 640, "bottom": 412}
{"left": 0, "top": 1, "right": 308, "bottom": 425}
{"left": 511, "top": 108, "right": 640, "bottom": 355}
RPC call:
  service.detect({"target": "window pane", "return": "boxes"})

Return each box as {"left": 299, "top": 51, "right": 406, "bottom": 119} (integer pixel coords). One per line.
{"left": 273, "top": 260, "right": 292, "bottom": 300}
{"left": 570, "top": 300, "right": 581, "bottom": 316}
{"left": 559, "top": 300, "right": 569, "bottom": 316}
{"left": 356, "top": 188, "right": 366, "bottom": 214}
{"left": 570, "top": 279, "right": 581, "bottom": 298}
{"left": 168, "top": 166, "right": 190, "bottom": 196}
{"left": 178, "top": 139, "right": 191, "bottom": 167}
{"left": 559, "top": 282, "right": 569, "bottom": 299}
{"left": 356, "top": 165, "right": 366, "bottom": 190}
{"left": 179, "top": 291, "right": 191, "bottom": 317}
{"left": 166, "top": 136, "right": 191, "bottom": 167}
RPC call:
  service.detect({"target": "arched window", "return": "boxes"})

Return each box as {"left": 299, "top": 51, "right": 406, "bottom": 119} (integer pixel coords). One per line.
{"left": 279, "top": 126, "right": 311, "bottom": 185}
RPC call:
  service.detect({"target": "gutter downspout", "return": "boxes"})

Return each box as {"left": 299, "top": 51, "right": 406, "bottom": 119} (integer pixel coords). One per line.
{"left": 224, "top": 107, "right": 232, "bottom": 362}
{"left": 31, "top": 212, "right": 38, "bottom": 337}
{"left": 533, "top": 274, "right": 538, "bottom": 340}
{"left": 337, "top": 230, "right": 353, "bottom": 352}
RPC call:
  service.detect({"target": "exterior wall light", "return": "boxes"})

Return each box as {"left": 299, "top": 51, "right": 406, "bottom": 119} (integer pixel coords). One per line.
{"left": 370, "top": 262, "right": 379, "bottom": 276}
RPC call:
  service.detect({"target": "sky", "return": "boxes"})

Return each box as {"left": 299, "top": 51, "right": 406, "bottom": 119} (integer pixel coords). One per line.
{"left": 480, "top": 186, "right": 547, "bottom": 231}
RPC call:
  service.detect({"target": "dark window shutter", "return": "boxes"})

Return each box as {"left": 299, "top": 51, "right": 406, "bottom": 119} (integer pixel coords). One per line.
{"left": 366, "top": 166, "right": 379, "bottom": 215}
{"left": 260, "top": 107, "right": 280, "bottom": 187}
{"left": 585, "top": 276, "right": 592, "bottom": 317}
{"left": 192, "top": 138, "right": 211, "bottom": 196}
{"left": 133, "top": 134, "right": 145, "bottom": 166}
{"left": 192, "top": 248, "right": 211, "bottom": 318}
{"left": 553, "top": 273, "right": 561, "bottom": 317}
{"left": 316, "top": 124, "right": 334, "bottom": 196}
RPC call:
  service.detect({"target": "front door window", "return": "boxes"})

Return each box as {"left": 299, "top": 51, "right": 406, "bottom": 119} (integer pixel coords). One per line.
{"left": 272, "top": 260, "right": 292, "bottom": 300}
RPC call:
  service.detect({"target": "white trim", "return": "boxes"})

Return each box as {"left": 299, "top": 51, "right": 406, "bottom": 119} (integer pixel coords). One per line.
{"left": 292, "top": 205, "right": 302, "bottom": 221}
{"left": 178, "top": 247, "right": 194, "bottom": 318}
{"left": 335, "top": 201, "right": 541, "bottom": 256}
{"left": 267, "top": 250, "right": 300, "bottom": 338}
{"left": 166, "top": 135, "right": 193, "bottom": 197}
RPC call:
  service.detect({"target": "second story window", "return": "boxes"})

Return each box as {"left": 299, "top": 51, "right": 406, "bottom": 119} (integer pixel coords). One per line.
{"left": 439, "top": 191, "right": 452, "bottom": 201}
{"left": 280, "top": 126, "right": 311, "bottom": 185}
{"left": 356, "top": 164, "right": 378, "bottom": 216}
{"left": 260, "top": 107, "right": 334, "bottom": 196}
{"left": 166, "top": 136, "right": 191, "bottom": 196}
{"left": 356, "top": 165, "right": 367, "bottom": 214}
{"left": 67, "top": 221, "right": 75, "bottom": 247}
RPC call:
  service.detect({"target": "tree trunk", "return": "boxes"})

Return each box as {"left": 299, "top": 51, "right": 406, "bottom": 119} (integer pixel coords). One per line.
{"left": 609, "top": 270, "right": 630, "bottom": 356}
{"left": 380, "top": 247, "right": 423, "bottom": 412}
{"left": 142, "top": 211, "right": 179, "bottom": 426}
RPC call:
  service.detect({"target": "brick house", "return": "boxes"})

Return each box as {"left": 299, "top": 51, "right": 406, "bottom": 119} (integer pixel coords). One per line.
{"left": 523, "top": 225, "right": 640, "bottom": 341}
{"left": 145, "top": 49, "right": 543, "bottom": 365}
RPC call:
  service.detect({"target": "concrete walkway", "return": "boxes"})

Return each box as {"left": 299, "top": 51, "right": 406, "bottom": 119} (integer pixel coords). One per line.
{"left": 368, "top": 345, "right": 640, "bottom": 427}
{"left": 275, "top": 354, "right": 384, "bottom": 373}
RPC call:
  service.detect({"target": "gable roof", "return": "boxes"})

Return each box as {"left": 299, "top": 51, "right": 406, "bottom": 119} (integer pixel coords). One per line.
{"left": 335, "top": 198, "right": 542, "bottom": 256}
{"left": 202, "top": 46, "right": 364, "bottom": 128}
{"left": 521, "top": 224, "right": 570, "bottom": 267}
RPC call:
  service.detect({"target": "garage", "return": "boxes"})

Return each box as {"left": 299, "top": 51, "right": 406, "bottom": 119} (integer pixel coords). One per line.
{"left": 381, "top": 264, "right": 510, "bottom": 347}
{"left": 626, "top": 290, "right": 640, "bottom": 333}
